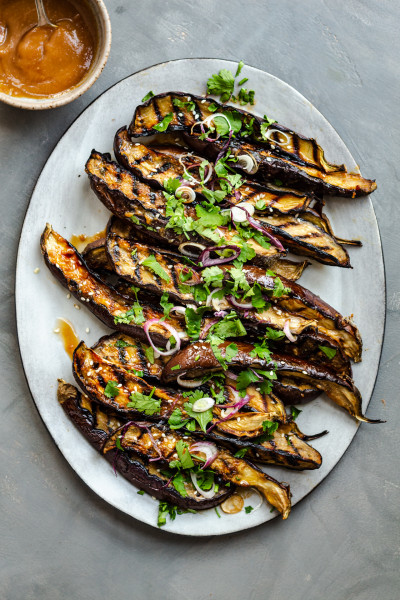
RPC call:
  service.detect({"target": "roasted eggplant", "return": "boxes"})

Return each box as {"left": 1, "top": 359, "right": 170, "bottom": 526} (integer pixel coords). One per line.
{"left": 85, "top": 150, "right": 317, "bottom": 277}
{"left": 40, "top": 224, "right": 187, "bottom": 348}
{"left": 102, "top": 420, "right": 291, "bottom": 518}
{"left": 115, "top": 127, "right": 313, "bottom": 215}
{"left": 58, "top": 380, "right": 232, "bottom": 509}
{"left": 162, "top": 341, "right": 381, "bottom": 423}
{"left": 128, "top": 92, "right": 376, "bottom": 197}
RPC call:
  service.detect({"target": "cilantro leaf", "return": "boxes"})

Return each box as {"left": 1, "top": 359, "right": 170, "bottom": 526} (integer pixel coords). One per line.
{"left": 142, "top": 254, "right": 170, "bottom": 282}
{"left": 115, "top": 339, "right": 135, "bottom": 349}
{"left": 173, "top": 98, "right": 195, "bottom": 111}
{"left": 104, "top": 380, "right": 119, "bottom": 398}
{"left": 262, "top": 420, "right": 279, "bottom": 440}
{"left": 236, "top": 369, "right": 262, "bottom": 393}
{"left": 160, "top": 292, "right": 174, "bottom": 318}
{"left": 250, "top": 340, "right": 272, "bottom": 361}
{"left": 141, "top": 91, "right": 154, "bottom": 102}
{"left": 164, "top": 177, "right": 181, "bottom": 194}
{"left": 114, "top": 286, "right": 145, "bottom": 326}
{"left": 272, "top": 277, "right": 290, "bottom": 298}
{"left": 225, "top": 342, "right": 239, "bottom": 362}
{"left": 234, "top": 448, "right": 248, "bottom": 458}
{"left": 176, "top": 440, "right": 194, "bottom": 469}
{"left": 168, "top": 408, "right": 190, "bottom": 430}
{"left": 245, "top": 506, "right": 254, "bottom": 514}
{"left": 207, "top": 69, "right": 235, "bottom": 102}
{"left": 264, "top": 327, "right": 286, "bottom": 340}
{"left": 290, "top": 406, "right": 302, "bottom": 421}
{"left": 318, "top": 345, "right": 337, "bottom": 360}
{"left": 212, "top": 315, "right": 247, "bottom": 339}
{"left": 184, "top": 401, "right": 213, "bottom": 433}
{"left": 201, "top": 265, "right": 224, "bottom": 286}
{"left": 127, "top": 387, "right": 161, "bottom": 415}
{"left": 185, "top": 306, "right": 208, "bottom": 340}
{"left": 153, "top": 112, "right": 173, "bottom": 132}
{"left": 260, "top": 114, "right": 277, "bottom": 140}
{"left": 144, "top": 345, "right": 155, "bottom": 365}
{"left": 172, "top": 472, "right": 188, "bottom": 497}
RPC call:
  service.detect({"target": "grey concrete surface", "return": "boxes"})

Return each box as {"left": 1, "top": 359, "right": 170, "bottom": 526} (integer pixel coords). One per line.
{"left": 0, "top": 1, "right": 399, "bottom": 598}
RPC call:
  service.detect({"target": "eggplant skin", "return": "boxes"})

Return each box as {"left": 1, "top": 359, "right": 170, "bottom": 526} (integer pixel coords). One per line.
{"left": 162, "top": 341, "right": 382, "bottom": 424}
{"left": 57, "top": 380, "right": 231, "bottom": 510}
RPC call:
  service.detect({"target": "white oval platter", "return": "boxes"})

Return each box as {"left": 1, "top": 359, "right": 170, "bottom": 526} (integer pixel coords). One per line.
{"left": 16, "top": 59, "right": 385, "bottom": 535}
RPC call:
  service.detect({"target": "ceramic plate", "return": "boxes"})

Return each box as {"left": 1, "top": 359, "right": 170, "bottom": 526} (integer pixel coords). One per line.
{"left": 16, "top": 59, "right": 385, "bottom": 535}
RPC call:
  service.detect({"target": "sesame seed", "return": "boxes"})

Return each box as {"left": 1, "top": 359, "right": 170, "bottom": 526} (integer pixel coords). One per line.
{"left": 66, "top": 293, "right": 71, "bottom": 299}
{"left": 86, "top": 328, "right": 90, "bottom": 333}
{"left": 302, "top": 370, "right": 308, "bottom": 375}
{"left": 74, "top": 304, "right": 80, "bottom": 310}
{"left": 33, "top": 267, "right": 40, "bottom": 274}
{"left": 178, "top": 112, "right": 183, "bottom": 117}
{"left": 53, "top": 328, "right": 60, "bottom": 334}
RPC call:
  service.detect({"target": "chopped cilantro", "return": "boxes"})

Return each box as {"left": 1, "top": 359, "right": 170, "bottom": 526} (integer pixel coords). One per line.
{"left": 207, "top": 69, "right": 235, "bottom": 102}
{"left": 137, "top": 490, "right": 145, "bottom": 495}
{"left": 141, "top": 91, "right": 154, "bottom": 102}
{"left": 234, "top": 448, "right": 248, "bottom": 458}
{"left": 318, "top": 345, "right": 337, "bottom": 360}
{"left": 152, "top": 112, "right": 173, "bottom": 132}
{"left": 104, "top": 380, "right": 119, "bottom": 398}
{"left": 127, "top": 387, "right": 161, "bottom": 415}
{"left": 245, "top": 506, "right": 254, "bottom": 514}
{"left": 171, "top": 364, "right": 181, "bottom": 371}
{"left": 175, "top": 440, "right": 194, "bottom": 469}
{"left": 214, "top": 506, "right": 221, "bottom": 518}
{"left": 290, "top": 406, "right": 302, "bottom": 421}
{"left": 260, "top": 114, "right": 277, "bottom": 140}
{"left": 235, "top": 60, "right": 245, "bottom": 77}
{"left": 114, "top": 286, "right": 145, "bottom": 326}
{"left": 225, "top": 342, "right": 239, "bottom": 362}
{"left": 160, "top": 292, "right": 173, "bottom": 318}
{"left": 184, "top": 306, "right": 208, "bottom": 340}
{"left": 262, "top": 420, "right": 279, "bottom": 440}
{"left": 115, "top": 436, "right": 124, "bottom": 451}
{"left": 168, "top": 408, "right": 190, "bottom": 430}
{"left": 164, "top": 177, "right": 181, "bottom": 194}
{"left": 144, "top": 345, "right": 155, "bottom": 365}
{"left": 142, "top": 254, "right": 170, "bottom": 282}
{"left": 173, "top": 98, "right": 196, "bottom": 111}
{"left": 272, "top": 277, "right": 290, "bottom": 298}
{"left": 264, "top": 327, "right": 286, "bottom": 340}
{"left": 255, "top": 199, "right": 266, "bottom": 210}
{"left": 172, "top": 472, "right": 188, "bottom": 497}
{"left": 115, "top": 339, "right": 135, "bottom": 349}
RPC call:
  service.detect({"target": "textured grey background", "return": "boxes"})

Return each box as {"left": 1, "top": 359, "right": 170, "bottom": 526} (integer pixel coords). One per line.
{"left": 1, "top": 1, "right": 399, "bottom": 599}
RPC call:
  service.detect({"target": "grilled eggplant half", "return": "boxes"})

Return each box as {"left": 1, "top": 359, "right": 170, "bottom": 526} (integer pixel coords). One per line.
{"left": 58, "top": 380, "right": 231, "bottom": 509}
{"left": 40, "top": 224, "right": 187, "bottom": 348}
{"left": 102, "top": 421, "right": 291, "bottom": 518}
{"left": 85, "top": 150, "right": 316, "bottom": 277}
{"left": 115, "top": 127, "right": 313, "bottom": 215}
{"left": 162, "top": 341, "right": 382, "bottom": 423}
{"left": 128, "top": 92, "right": 376, "bottom": 197}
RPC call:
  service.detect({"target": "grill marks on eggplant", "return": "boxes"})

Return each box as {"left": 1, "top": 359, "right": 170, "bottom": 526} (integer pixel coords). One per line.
{"left": 115, "top": 127, "right": 312, "bottom": 215}
{"left": 106, "top": 234, "right": 201, "bottom": 303}
{"left": 57, "top": 380, "right": 232, "bottom": 509}
{"left": 73, "top": 341, "right": 321, "bottom": 469}
{"left": 129, "top": 92, "right": 376, "bottom": 197}
{"left": 162, "top": 341, "right": 381, "bottom": 423}
{"left": 103, "top": 421, "right": 292, "bottom": 518}
{"left": 40, "top": 225, "right": 186, "bottom": 347}
{"left": 256, "top": 213, "right": 351, "bottom": 267}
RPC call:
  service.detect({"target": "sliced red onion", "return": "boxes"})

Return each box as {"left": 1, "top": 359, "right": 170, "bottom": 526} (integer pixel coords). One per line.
{"left": 177, "top": 374, "right": 203, "bottom": 388}
{"left": 190, "top": 471, "right": 216, "bottom": 499}
{"left": 214, "top": 310, "right": 228, "bottom": 318}
{"left": 250, "top": 368, "right": 263, "bottom": 381}
{"left": 227, "top": 294, "right": 253, "bottom": 310}
{"left": 284, "top": 319, "right": 298, "bottom": 342}
{"left": 198, "top": 244, "right": 241, "bottom": 267}
{"left": 189, "top": 441, "right": 218, "bottom": 469}
{"left": 218, "top": 392, "right": 251, "bottom": 421}
{"left": 199, "top": 318, "right": 218, "bottom": 339}
{"left": 144, "top": 319, "right": 182, "bottom": 356}
{"left": 226, "top": 370, "right": 238, "bottom": 380}
{"left": 147, "top": 428, "right": 164, "bottom": 462}
{"left": 206, "top": 288, "right": 222, "bottom": 308}
{"left": 170, "top": 306, "right": 186, "bottom": 317}
{"left": 236, "top": 153, "right": 258, "bottom": 174}
{"left": 215, "top": 129, "right": 233, "bottom": 163}
{"left": 246, "top": 215, "right": 286, "bottom": 251}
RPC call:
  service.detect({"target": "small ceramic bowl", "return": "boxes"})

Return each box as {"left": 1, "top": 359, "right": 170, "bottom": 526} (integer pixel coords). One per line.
{"left": 0, "top": 0, "right": 112, "bottom": 110}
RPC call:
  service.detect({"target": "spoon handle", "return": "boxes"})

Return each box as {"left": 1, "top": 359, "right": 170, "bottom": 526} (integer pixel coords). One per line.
{"left": 34, "top": 0, "right": 53, "bottom": 27}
